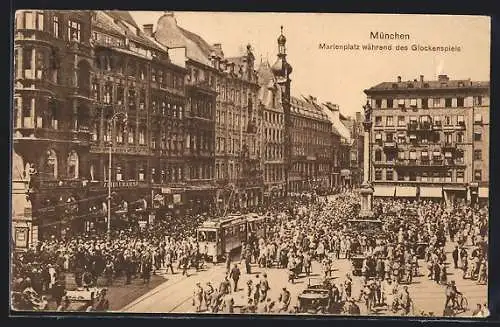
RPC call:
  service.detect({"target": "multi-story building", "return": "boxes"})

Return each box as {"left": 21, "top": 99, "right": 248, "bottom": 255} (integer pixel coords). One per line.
{"left": 11, "top": 10, "right": 194, "bottom": 247}
{"left": 340, "top": 112, "right": 365, "bottom": 187}
{"left": 210, "top": 45, "right": 262, "bottom": 212}
{"left": 257, "top": 60, "right": 285, "bottom": 202}
{"left": 364, "top": 74, "right": 490, "bottom": 205}
{"left": 321, "top": 102, "right": 355, "bottom": 188}
{"left": 288, "top": 96, "right": 332, "bottom": 193}
{"left": 153, "top": 11, "right": 217, "bottom": 214}
{"left": 13, "top": 10, "right": 95, "bottom": 243}
{"left": 89, "top": 11, "right": 189, "bottom": 217}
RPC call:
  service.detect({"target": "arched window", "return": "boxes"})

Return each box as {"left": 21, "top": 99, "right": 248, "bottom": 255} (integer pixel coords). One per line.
{"left": 41, "top": 149, "right": 58, "bottom": 179}
{"left": 67, "top": 150, "right": 79, "bottom": 179}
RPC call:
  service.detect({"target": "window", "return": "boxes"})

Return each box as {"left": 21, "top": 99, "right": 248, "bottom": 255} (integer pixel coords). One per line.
{"left": 457, "top": 132, "right": 464, "bottom": 143}
{"left": 474, "top": 170, "right": 482, "bottom": 181}
{"left": 409, "top": 171, "right": 416, "bottom": 181}
{"left": 375, "top": 149, "right": 382, "bottom": 161}
{"left": 421, "top": 150, "right": 429, "bottom": 160}
{"left": 422, "top": 98, "right": 428, "bottom": 109}
{"left": 375, "top": 99, "right": 382, "bottom": 108}
{"left": 409, "top": 151, "right": 417, "bottom": 160}
{"left": 104, "top": 84, "right": 112, "bottom": 104}
{"left": 386, "top": 132, "right": 394, "bottom": 142}
{"left": 410, "top": 99, "right": 417, "bottom": 107}
{"left": 398, "top": 172, "right": 405, "bottom": 181}
{"left": 457, "top": 97, "right": 464, "bottom": 107}
{"left": 397, "top": 134, "right": 406, "bottom": 143}
{"left": 445, "top": 116, "right": 452, "bottom": 126}
{"left": 398, "top": 116, "right": 406, "bottom": 127}
{"left": 386, "top": 169, "right": 394, "bottom": 181}
{"left": 432, "top": 98, "right": 441, "bottom": 108}
{"left": 445, "top": 170, "right": 452, "bottom": 182}
{"left": 474, "top": 113, "right": 482, "bottom": 123}
{"left": 52, "top": 15, "right": 59, "bottom": 37}
{"left": 473, "top": 96, "right": 482, "bottom": 106}
{"left": 68, "top": 20, "right": 81, "bottom": 42}
{"left": 398, "top": 151, "right": 405, "bottom": 160}
{"left": 386, "top": 116, "right": 394, "bottom": 126}
{"left": 457, "top": 115, "right": 464, "bottom": 126}
{"left": 434, "top": 116, "right": 441, "bottom": 126}
{"left": 421, "top": 172, "right": 429, "bottom": 182}
{"left": 128, "top": 126, "right": 135, "bottom": 144}
{"left": 375, "top": 169, "right": 382, "bottom": 181}
{"left": 474, "top": 131, "right": 482, "bottom": 142}
{"left": 445, "top": 98, "right": 452, "bottom": 107}
{"left": 456, "top": 171, "right": 465, "bottom": 183}
{"left": 474, "top": 150, "right": 482, "bottom": 160}
{"left": 445, "top": 133, "right": 453, "bottom": 143}
{"left": 375, "top": 116, "right": 382, "bottom": 126}
{"left": 398, "top": 99, "right": 405, "bottom": 108}
{"left": 387, "top": 99, "right": 393, "bottom": 108}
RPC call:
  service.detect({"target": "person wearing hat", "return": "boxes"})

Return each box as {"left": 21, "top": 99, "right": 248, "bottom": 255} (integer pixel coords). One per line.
{"left": 192, "top": 282, "right": 204, "bottom": 312}
{"left": 56, "top": 295, "right": 70, "bottom": 312}
{"left": 204, "top": 282, "right": 214, "bottom": 308}
{"left": 278, "top": 287, "right": 291, "bottom": 313}
{"left": 259, "top": 273, "right": 270, "bottom": 302}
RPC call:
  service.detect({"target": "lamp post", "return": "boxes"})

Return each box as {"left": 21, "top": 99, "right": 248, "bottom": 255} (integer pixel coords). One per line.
{"left": 107, "top": 111, "right": 127, "bottom": 240}
{"left": 271, "top": 26, "right": 293, "bottom": 199}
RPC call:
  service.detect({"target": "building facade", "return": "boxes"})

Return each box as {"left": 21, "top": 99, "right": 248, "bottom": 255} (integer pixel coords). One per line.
{"left": 364, "top": 74, "right": 490, "bottom": 205}
{"left": 211, "top": 45, "right": 262, "bottom": 212}
{"left": 257, "top": 61, "right": 285, "bottom": 202}
{"left": 12, "top": 10, "right": 194, "bottom": 246}
{"left": 153, "top": 11, "right": 217, "bottom": 215}
{"left": 288, "top": 96, "right": 332, "bottom": 193}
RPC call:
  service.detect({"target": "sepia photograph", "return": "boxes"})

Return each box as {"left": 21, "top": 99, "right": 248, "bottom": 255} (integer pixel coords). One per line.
{"left": 11, "top": 10, "right": 490, "bottom": 318}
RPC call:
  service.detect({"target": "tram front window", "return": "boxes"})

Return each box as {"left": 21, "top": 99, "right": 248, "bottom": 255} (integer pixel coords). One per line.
{"left": 198, "top": 231, "right": 216, "bottom": 242}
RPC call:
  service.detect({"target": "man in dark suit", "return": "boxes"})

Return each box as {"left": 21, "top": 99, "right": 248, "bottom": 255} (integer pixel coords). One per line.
{"left": 229, "top": 264, "right": 241, "bottom": 292}
{"left": 452, "top": 246, "right": 459, "bottom": 269}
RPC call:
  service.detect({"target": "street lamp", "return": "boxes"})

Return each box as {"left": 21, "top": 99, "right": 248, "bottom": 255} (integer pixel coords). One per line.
{"left": 107, "top": 111, "right": 127, "bottom": 240}
{"left": 271, "top": 26, "right": 293, "bottom": 199}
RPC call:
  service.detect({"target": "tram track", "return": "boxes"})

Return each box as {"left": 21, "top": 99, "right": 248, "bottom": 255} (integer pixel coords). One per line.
{"left": 121, "top": 264, "right": 224, "bottom": 313}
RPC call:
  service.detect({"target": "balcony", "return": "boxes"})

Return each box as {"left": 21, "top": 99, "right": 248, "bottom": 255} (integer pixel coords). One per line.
{"left": 433, "top": 122, "right": 443, "bottom": 130}
{"left": 455, "top": 122, "right": 466, "bottom": 130}
{"left": 37, "top": 179, "right": 89, "bottom": 190}
{"left": 442, "top": 142, "right": 456, "bottom": 149}
{"left": 236, "top": 176, "right": 264, "bottom": 188}
{"left": 383, "top": 141, "right": 397, "bottom": 150}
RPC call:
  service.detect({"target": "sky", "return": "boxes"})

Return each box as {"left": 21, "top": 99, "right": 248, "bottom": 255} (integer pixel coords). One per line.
{"left": 130, "top": 12, "right": 490, "bottom": 118}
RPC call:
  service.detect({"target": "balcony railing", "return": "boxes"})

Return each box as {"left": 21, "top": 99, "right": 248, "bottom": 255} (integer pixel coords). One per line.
{"left": 37, "top": 179, "right": 88, "bottom": 190}
{"left": 383, "top": 141, "right": 397, "bottom": 149}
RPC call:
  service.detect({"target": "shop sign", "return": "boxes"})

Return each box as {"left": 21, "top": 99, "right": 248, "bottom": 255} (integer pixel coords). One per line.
{"left": 162, "top": 187, "right": 172, "bottom": 194}
{"left": 138, "top": 220, "right": 147, "bottom": 229}
{"left": 15, "top": 227, "right": 28, "bottom": 248}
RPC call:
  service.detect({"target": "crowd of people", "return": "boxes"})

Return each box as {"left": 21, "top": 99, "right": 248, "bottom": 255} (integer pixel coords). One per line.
{"left": 11, "top": 189, "right": 489, "bottom": 317}
{"left": 188, "top": 193, "right": 488, "bottom": 316}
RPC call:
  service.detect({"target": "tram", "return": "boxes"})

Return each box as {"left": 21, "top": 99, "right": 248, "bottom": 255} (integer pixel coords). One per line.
{"left": 197, "top": 213, "right": 267, "bottom": 261}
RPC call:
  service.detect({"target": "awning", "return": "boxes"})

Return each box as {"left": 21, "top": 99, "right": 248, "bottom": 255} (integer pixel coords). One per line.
{"left": 445, "top": 152, "right": 452, "bottom": 158}
{"left": 433, "top": 151, "right": 441, "bottom": 157}
{"left": 373, "top": 185, "right": 395, "bottom": 197}
{"left": 395, "top": 186, "right": 417, "bottom": 197}
{"left": 420, "top": 186, "right": 443, "bottom": 198}
{"left": 479, "top": 187, "right": 489, "bottom": 198}
{"left": 443, "top": 186, "right": 466, "bottom": 191}
{"left": 409, "top": 135, "right": 416, "bottom": 139}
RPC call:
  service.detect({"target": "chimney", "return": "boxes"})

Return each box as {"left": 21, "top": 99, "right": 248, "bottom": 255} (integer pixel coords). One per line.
{"left": 397, "top": 76, "right": 402, "bottom": 83}
{"left": 420, "top": 75, "right": 424, "bottom": 83}
{"left": 143, "top": 24, "right": 153, "bottom": 37}
{"left": 438, "top": 74, "right": 449, "bottom": 82}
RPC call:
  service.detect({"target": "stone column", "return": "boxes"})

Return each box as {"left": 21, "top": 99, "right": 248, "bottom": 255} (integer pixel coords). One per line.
{"left": 359, "top": 121, "right": 374, "bottom": 218}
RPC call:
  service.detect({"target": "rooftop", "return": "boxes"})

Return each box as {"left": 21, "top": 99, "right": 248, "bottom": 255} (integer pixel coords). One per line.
{"left": 290, "top": 96, "right": 329, "bottom": 121}
{"left": 365, "top": 74, "right": 490, "bottom": 94}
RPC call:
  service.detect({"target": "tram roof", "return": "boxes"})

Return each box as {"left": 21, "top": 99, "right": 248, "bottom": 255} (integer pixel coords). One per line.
{"left": 199, "top": 214, "right": 246, "bottom": 228}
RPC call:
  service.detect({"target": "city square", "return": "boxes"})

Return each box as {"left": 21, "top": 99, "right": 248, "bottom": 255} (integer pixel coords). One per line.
{"left": 11, "top": 11, "right": 489, "bottom": 317}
